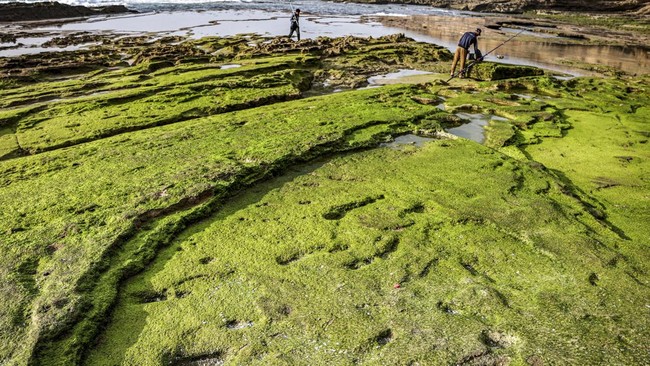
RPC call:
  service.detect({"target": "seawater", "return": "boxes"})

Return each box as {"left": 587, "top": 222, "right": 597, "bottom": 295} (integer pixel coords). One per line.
{"left": 1, "top": 0, "right": 646, "bottom": 75}
{"left": 0, "top": 0, "right": 462, "bottom": 16}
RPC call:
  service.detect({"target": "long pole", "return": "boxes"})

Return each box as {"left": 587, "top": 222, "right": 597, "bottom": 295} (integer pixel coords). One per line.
{"left": 446, "top": 28, "right": 527, "bottom": 82}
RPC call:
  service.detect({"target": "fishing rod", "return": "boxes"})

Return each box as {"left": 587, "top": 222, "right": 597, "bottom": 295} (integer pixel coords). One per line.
{"left": 447, "top": 28, "right": 527, "bottom": 82}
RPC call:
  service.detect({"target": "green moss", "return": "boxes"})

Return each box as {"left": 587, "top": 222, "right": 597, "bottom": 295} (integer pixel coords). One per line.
{"left": 558, "top": 59, "right": 627, "bottom": 77}
{"left": 0, "top": 82, "right": 440, "bottom": 365}
{"left": 484, "top": 117, "right": 515, "bottom": 148}
{"left": 466, "top": 63, "right": 545, "bottom": 81}
{"left": 527, "top": 12, "right": 650, "bottom": 35}
{"left": 88, "top": 139, "right": 648, "bottom": 365}
{"left": 1, "top": 61, "right": 315, "bottom": 154}
{"left": 1, "top": 34, "right": 648, "bottom": 366}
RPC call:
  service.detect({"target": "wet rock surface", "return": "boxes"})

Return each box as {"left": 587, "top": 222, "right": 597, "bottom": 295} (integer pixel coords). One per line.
{"left": 380, "top": 11, "right": 650, "bottom": 75}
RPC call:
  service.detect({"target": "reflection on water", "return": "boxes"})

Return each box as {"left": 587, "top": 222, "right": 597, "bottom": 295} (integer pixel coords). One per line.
{"left": 0, "top": 42, "right": 99, "bottom": 57}
{"left": 381, "top": 134, "right": 435, "bottom": 149}
{"left": 436, "top": 96, "right": 447, "bottom": 111}
{"left": 388, "top": 15, "right": 650, "bottom": 75}
{"left": 367, "top": 69, "right": 432, "bottom": 85}
{"left": 1, "top": 4, "right": 646, "bottom": 76}
{"left": 447, "top": 113, "right": 508, "bottom": 144}
{"left": 484, "top": 40, "right": 648, "bottom": 76}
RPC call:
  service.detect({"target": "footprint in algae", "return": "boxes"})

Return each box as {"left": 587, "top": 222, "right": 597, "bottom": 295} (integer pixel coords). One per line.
{"left": 88, "top": 130, "right": 650, "bottom": 365}
{"left": 172, "top": 353, "right": 224, "bottom": 366}
{"left": 322, "top": 194, "right": 385, "bottom": 220}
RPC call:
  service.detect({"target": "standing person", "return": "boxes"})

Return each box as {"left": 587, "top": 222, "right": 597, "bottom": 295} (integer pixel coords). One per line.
{"left": 450, "top": 28, "right": 482, "bottom": 78}
{"left": 288, "top": 8, "right": 301, "bottom": 41}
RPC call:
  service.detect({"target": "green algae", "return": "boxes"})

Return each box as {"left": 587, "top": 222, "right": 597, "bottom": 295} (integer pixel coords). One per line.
{"left": 88, "top": 139, "right": 648, "bottom": 365}
{"left": 439, "top": 74, "right": 650, "bottom": 287}
{"left": 0, "top": 35, "right": 453, "bottom": 158}
{"left": 558, "top": 59, "right": 627, "bottom": 77}
{"left": 465, "top": 63, "right": 545, "bottom": 81}
{"left": 0, "top": 84, "right": 441, "bottom": 365}
{"left": 2, "top": 59, "right": 312, "bottom": 154}
{"left": 0, "top": 33, "right": 649, "bottom": 366}
{"left": 526, "top": 12, "right": 650, "bottom": 36}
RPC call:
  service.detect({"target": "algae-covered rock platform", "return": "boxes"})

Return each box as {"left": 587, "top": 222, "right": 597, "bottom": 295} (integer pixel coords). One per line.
{"left": 0, "top": 34, "right": 648, "bottom": 365}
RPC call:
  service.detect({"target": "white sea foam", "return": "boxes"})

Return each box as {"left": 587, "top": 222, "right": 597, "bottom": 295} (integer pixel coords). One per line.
{"left": 370, "top": 12, "right": 408, "bottom": 17}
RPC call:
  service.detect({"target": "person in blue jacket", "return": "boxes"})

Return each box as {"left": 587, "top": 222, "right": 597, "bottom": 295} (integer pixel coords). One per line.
{"left": 450, "top": 28, "right": 482, "bottom": 78}
{"left": 288, "top": 8, "right": 301, "bottom": 41}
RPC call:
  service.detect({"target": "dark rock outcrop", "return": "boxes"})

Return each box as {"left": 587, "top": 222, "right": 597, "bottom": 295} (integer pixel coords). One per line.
{"left": 0, "top": 1, "right": 135, "bottom": 22}
{"left": 334, "top": 0, "right": 647, "bottom": 14}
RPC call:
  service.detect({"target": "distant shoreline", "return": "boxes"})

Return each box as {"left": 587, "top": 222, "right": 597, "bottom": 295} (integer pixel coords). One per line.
{"left": 334, "top": 0, "right": 650, "bottom": 15}
{"left": 1, "top": 2, "right": 648, "bottom": 76}
{"left": 0, "top": 1, "right": 135, "bottom": 22}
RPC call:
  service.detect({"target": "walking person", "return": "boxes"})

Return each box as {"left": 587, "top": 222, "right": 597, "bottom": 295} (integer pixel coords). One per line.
{"left": 288, "top": 8, "right": 301, "bottom": 41}
{"left": 450, "top": 28, "right": 482, "bottom": 79}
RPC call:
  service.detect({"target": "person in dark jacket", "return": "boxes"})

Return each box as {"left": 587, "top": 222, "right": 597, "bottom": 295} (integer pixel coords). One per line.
{"left": 450, "top": 28, "right": 482, "bottom": 78}
{"left": 288, "top": 8, "right": 301, "bottom": 41}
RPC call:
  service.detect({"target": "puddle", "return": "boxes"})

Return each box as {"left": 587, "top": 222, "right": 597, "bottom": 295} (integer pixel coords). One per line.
{"left": 381, "top": 134, "right": 435, "bottom": 148}
{"left": 17, "top": 36, "right": 55, "bottom": 47}
{"left": 447, "top": 113, "right": 508, "bottom": 144}
{"left": 552, "top": 75, "right": 574, "bottom": 81}
{"left": 368, "top": 69, "right": 433, "bottom": 85}
{"left": 220, "top": 64, "right": 241, "bottom": 69}
{"left": 512, "top": 93, "right": 549, "bottom": 102}
{"left": 436, "top": 96, "right": 447, "bottom": 111}
{"left": 0, "top": 42, "right": 97, "bottom": 57}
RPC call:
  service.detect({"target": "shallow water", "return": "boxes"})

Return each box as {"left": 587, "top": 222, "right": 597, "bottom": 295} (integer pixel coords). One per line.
{"left": 0, "top": 9, "right": 426, "bottom": 59}
{"left": 220, "top": 64, "right": 241, "bottom": 69}
{"left": 0, "top": 0, "right": 462, "bottom": 17}
{"left": 1, "top": 0, "right": 647, "bottom": 75}
{"left": 390, "top": 16, "right": 650, "bottom": 76}
{"left": 447, "top": 113, "right": 508, "bottom": 144}
{"left": 367, "top": 69, "right": 433, "bottom": 85}
{"left": 381, "top": 134, "right": 435, "bottom": 148}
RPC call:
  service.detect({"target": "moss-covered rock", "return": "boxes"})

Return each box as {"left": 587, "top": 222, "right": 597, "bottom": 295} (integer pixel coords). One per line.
{"left": 0, "top": 34, "right": 648, "bottom": 366}
{"left": 466, "top": 62, "right": 545, "bottom": 81}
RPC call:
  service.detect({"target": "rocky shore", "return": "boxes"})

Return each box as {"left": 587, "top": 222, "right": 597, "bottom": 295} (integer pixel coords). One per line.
{"left": 0, "top": 4, "right": 649, "bottom": 366}
{"left": 0, "top": 32, "right": 648, "bottom": 364}
{"left": 338, "top": 0, "right": 650, "bottom": 14}
{"left": 0, "top": 1, "right": 135, "bottom": 22}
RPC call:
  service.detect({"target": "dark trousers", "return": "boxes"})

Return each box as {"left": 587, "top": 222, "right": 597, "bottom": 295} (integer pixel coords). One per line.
{"left": 288, "top": 24, "right": 300, "bottom": 41}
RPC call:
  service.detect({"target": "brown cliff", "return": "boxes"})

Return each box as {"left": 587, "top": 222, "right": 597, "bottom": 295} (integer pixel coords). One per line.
{"left": 334, "top": 0, "right": 647, "bottom": 14}
{"left": 0, "top": 1, "right": 135, "bottom": 22}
